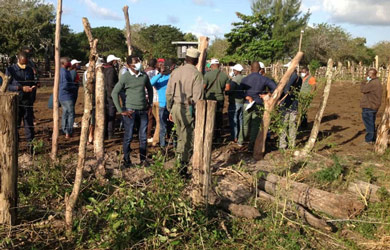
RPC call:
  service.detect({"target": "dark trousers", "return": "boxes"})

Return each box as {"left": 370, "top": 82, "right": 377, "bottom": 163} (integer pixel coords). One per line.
{"left": 105, "top": 104, "right": 116, "bottom": 137}
{"left": 159, "top": 107, "right": 169, "bottom": 147}
{"left": 19, "top": 105, "right": 35, "bottom": 142}
{"left": 215, "top": 101, "right": 224, "bottom": 138}
{"left": 122, "top": 109, "right": 148, "bottom": 163}
{"left": 362, "top": 108, "right": 377, "bottom": 142}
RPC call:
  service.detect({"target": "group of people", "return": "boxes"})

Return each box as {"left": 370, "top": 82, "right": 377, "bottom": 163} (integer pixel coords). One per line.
{"left": 1, "top": 46, "right": 383, "bottom": 178}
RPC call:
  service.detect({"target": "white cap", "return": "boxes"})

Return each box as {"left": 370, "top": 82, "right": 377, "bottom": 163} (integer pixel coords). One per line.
{"left": 259, "top": 62, "right": 265, "bottom": 69}
{"left": 71, "top": 59, "right": 81, "bottom": 66}
{"left": 232, "top": 64, "right": 244, "bottom": 72}
{"left": 107, "top": 54, "right": 120, "bottom": 63}
{"left": 186, "top": 48, "right": 200, "bottom": 58}
{"left": 210, "top": 58, "right": 220, "bottom": 65}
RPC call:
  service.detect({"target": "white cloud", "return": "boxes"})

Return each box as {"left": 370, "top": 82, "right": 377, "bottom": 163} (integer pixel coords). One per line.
{"left": 192, "top": 0, "right": 214, "bottom": 7}
{"left": 81, "top": 0, "right": 122, "bottom": 20}
{"left": 323, "top": 0, "right": 390, "bottom": 26}
{"left": 189, "top": 17, "right": 222, "bottom": 38}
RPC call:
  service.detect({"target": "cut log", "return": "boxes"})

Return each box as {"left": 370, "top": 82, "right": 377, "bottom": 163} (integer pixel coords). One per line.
{"left": 220, "top": 201, "right": 260, "bottom": 219}
{"left": 258, "top": 191, "right": 333, "bottom": 232}
{"left": 122, "top": 6, "right": 132, "bottom": 56}
{"left": 94, "top": 66, "right": 105, "bottom": 177}
{"left": 295, "top": 59, "right": 335, "bottom": 158}
{"left": 253, "top": 52, "right": 304, "bottom": 160}
{"left": 348, "top": 180, "right": 390, "bottom": 203}
{"left": 0, "top": 71, "right": 9, "bottom": 92}
{"left": 258, "top": 172, "right": 365, "bottom": 219}
{"left": 196, "top": 36, "right": 209, "bottom": 74}
{"left": 0, "top": 92, "right": 18, "bottom": 225}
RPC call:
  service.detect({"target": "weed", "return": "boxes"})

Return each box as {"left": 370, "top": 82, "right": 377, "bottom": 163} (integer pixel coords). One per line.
{"left": 314, "top": 155, "right": 344, "bottom": 183}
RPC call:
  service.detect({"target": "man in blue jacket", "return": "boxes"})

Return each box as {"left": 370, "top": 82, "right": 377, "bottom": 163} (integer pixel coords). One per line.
{"left": 59, "top": 57, "right": 78, "bottom": 139}
{"left": 4, "top": 51, "right": 37, "bottom": 145}
{"left": 238, "top": 62, "right": 276, "bottom": 151}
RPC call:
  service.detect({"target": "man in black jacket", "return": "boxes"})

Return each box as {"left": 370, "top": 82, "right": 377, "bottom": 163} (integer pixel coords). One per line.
{"left": 103, "top": 54, "right": 120, "bottom": 139}
{"left": 4, "top": 51, "right": 37, "bottom": 144}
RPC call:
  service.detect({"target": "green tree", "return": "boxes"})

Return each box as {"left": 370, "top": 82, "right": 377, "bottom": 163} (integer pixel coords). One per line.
{"left": 208, "top": 38, "right": 229, "bottom": 60}
{"left": 373, "top": 41, "right": 390, "bottom": 66}
{"left": 0, "top": 0, "right": 54, "bottom": 57}
{"left": 184, "top": 33, "right": 198, "bottom": 42}
{"left": 136, "top": 25, "right": 185, "bottom": 59}
{"left": 224, "top": 12, "right": 284, "bottom": 63}
{"left": 251, "top": 0, "right": 310, "bottom": 58}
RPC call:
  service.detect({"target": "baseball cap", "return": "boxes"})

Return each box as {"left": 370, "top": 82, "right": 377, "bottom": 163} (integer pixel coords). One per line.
{"left": 210, "top": 58, "right": 220, "bottom": 65}
{"left": 259, "top": 62, "right": 265, "bottom": 69}
{"left": 232, "top": 64, "right": 244, "bottom": 72}
{"left": 186, "top": 48, "right": 200, "bottom": 58}
{"left": 107, "top": 55, "right": 120, "bottom": 63}
{"left": 71, "top": 59, "right": 81, "bottom": 66}
{"left": 157, "top": 58, "right": 165, "bottom": 63}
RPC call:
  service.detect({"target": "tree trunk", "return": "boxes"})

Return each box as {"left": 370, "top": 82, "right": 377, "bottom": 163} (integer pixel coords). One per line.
{"left": 122, "top": 5, "right": 132, "bottom": 56}
{"left": 0, "top": 92, "right": 18, "bottom": 225}
{"left": 258, "top": 172, "right": 365, "bottom": 219}
{"left": 258, "top": 191, "right": 333, "bottom": 231}
{"left": 375, "top": 66, "right": 390, "bottom": 154}
{"left": 196, "top": 36, "right": 209, "bottom": 74}
{"left": 347, "top": 180, "right": 390, "bottom": 203}
{"left": 294, "top": 59, "right": 334, "bottom": 158}
{"left": 0, "top": 71, "right": 9, "bottom": 93}
{"left": 253, "top": 52, "right": 304, "bottom": 160}
{"left": 51, "top": 0, "right": 62, "bottom": 161}
{"left": 94, "top": 66, "right": 105, "bottom": 177}
{"left": 65, "top": 17, "right": 98, "bottom": 232}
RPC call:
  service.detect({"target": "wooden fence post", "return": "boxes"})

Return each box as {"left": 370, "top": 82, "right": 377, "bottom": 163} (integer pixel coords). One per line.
{"left": 0, "top": 77, "right": 18, "bottom": 225}
{"left": 375, "top": 63, "right": 390, "bottom": 154}
{"left": 295, "top": 59, "right": 335, "bottom": 158}
{"left": 94, "top": 66, "right": 105, "bottom": 177}
{"left": 253, "top": 52, "right": 304, "bottom": 160}
{"left": 191, "top": 100, "right": 216, "bottom": 205}
{"left": 51, "top": 0, "right": 62, "bottom": 160}
{"left": 65, "top": 17, "right": 98, "bottom": 233}
{"left": 123, "top": 5, "right": 132, "bottom": 56}
{"left": 196, "top": 36, "right": 209, "bottom": 74}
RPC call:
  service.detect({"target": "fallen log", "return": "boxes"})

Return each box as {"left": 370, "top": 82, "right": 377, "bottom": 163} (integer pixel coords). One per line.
{"left": 258, "top": 172, "right": 365, "bottom": 219}
{"left": 348, "top": 180, "right": 390, "bottom": 203}
{"left": 258, "top": 191, "right": 333, "bottom": 232}
{"left": 219, "top": 201, "right": 261, "bottom": 219}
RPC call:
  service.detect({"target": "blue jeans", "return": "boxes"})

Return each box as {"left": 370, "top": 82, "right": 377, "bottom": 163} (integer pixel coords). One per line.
{"left": 228, "top": 103, "right": 243, "bottom": 141}
{"left": 60, "top": 100, "right": 75, "bottom": 135}
{"left": 362, "top": 108, "right": 377, "bottom": 142}
{"left": 122, "top": 109, "right": 148, "bottom": 163}
{"left": 159, "top": 107, "right": 169, "bottom": 147}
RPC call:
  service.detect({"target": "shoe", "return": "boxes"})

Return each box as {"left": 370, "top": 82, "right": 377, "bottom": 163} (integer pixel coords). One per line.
{"left": 147, "top": 138, "right": 153, "bottom": 143}
{"left": 65, "top": 134, "right": 71, "bottom": 139}
{"left": 122, "top": 160, "right": 133, "bottom": 169}
{"left": 73, "top": 122, "right": 79, "bottom": 128}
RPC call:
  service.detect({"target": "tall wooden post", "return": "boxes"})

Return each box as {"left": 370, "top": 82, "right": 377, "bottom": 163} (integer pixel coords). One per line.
{"left": 253, "top": 52, "right": 304, "bottom": 160}
{"left": 65, "top": 18, "right": 98, "bottom": 232}
{"left": 191, "top": 100, "right": 216, "bottom": 205}
{"left": 0, "top": 73, "right": 18, "bottom": 225}
{"left": 295, "top": 59, "right": 335, "bottom": 158}
{"left": 375, "top": 55, "right": 379, "bottom": 71}
{"left": 375, "top": 63, "right": 390, "bottom": 154}
{"left": 196, "top": 36, "right": 209, "bottom": 74}
{"left": 94, "top": 66, "right": 105, "bottom": 177}
{"left": 51, "top": 0, "right": 62, "bottom": 160}
{"left": 123, "top": 5, "right": 132, "bottom": 56}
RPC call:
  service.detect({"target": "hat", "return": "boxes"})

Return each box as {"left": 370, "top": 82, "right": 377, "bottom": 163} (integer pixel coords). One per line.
{"left": 259, "top": 62, "right": 265, "bottom": 69}
{"left": 232, "top": 64, "right": 244, "bottom": 72}
{"left": 71, "top": 59, "right": 81, "bottom": 66}
{"left": 157, "top": 58, "right": 165, "bottom": 63}
{"left": 107, "top": 55, "right": 120, "bottom": 63}
{"left": 210, "top": 58, "right": 220, "bottom": 65}
{"left": 186, "top": 48, "right": 200, "bottom": 58}
{"left": 206, "top": 63, "right": 211, "bottom": 68}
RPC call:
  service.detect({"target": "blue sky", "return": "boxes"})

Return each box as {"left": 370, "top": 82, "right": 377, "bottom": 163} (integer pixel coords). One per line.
{"left": 47, "top": 0, "right": 390, "bottom": 46}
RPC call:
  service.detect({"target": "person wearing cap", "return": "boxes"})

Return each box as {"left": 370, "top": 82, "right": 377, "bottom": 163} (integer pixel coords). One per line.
{"left": 227, "top": 64, "right": 245, "bottom": 142}
{"left": 150, "top": 59, "right": 176, "bottom": 148}
{"left": 238, "top": 62, "right": 277, "bottom": 150}
{"left": 299, "top": 66, "right": 317, "bottom": 129}
{"left": 70, "top": 59, "right": 81, "bottom": 103}
{"left": 103, "top": 55, "right": 120, "bottom": 139}
{"left": 278, "top": 68, "right": 302, "bottom": 149}
{"left": 59, "top": 57, "right": 78, "bottom": 139}
{"left": 145, "top": 58, "right": 160, "bottom": 146}
{"left": 259, "top": 62, "right": 266, "bottom": 76}
{"left": 112, "top": 56, "right": 153, "bottom": 168}
{"left": 166, "top": 48, "right": 204, "bottom": 178}
{"left": 203, "top": 58, "right": 230, "bottom": 139}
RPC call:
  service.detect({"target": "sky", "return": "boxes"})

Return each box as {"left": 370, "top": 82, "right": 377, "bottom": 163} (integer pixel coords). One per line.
{"left": 47, "top": 0, "right": 390, "bottom": 47}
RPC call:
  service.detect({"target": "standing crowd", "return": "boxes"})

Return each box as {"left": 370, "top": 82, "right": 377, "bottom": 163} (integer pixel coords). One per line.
{"left": 0, "top": 47, "right": 383, "bottom": 178}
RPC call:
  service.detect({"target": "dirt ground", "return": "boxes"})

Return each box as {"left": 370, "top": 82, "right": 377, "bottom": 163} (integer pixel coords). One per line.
{"left": 25, "top": 79, "right": 385, "bottom": 158}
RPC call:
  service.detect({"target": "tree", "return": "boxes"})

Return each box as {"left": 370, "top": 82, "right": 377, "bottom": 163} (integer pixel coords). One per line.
{"left": 137, "top": 25, "right": 185, "bottom": 59}
{"left": 0, "top": 0, "right": 55, "bottom": 58}
{"left": 208, "top": 38, "right": 229, "bottom": 61}
{"left": 224, "top": 12, "right": 284, "bottom": 63}
{"left": 184, "top": 33, "right": 198, "bottom": 42}
{"left": 373, "top": 41, "right": 390, "bottom": 66}
{"left": 251, "top": 0, "right": 310, "bottom": 58}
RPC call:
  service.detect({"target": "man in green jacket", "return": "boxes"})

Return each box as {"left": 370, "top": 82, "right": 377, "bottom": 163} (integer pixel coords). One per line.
{"left": 112, "top": 56, "right": 153, "bottom": 167}
{"left": 203, "top": 58, "right": 229, "bottom": 138}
